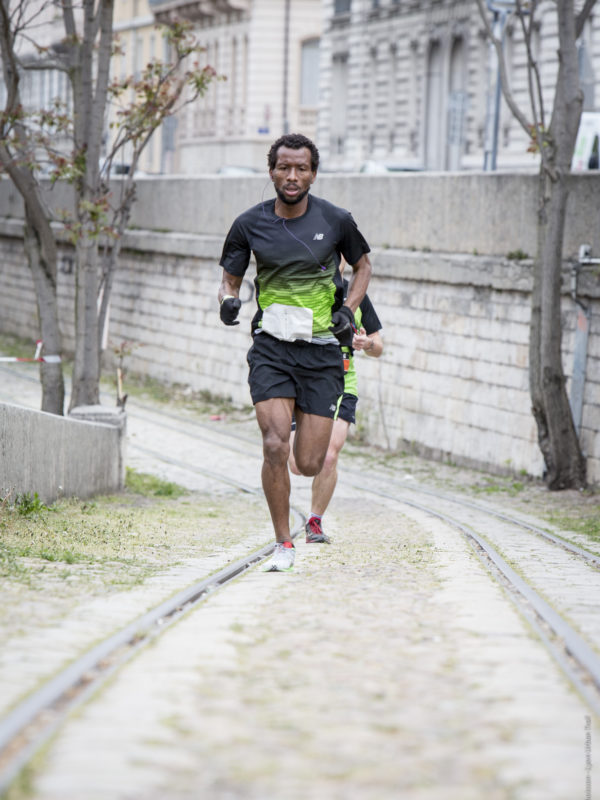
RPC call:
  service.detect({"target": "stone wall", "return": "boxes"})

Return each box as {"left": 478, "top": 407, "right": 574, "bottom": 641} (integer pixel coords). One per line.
{"left": 0, "top": 402, "right": 125, "bottom": 504}
{"left": 2, "top": 172, "right": 600, "bottom": 258}
{"left": 0, "top": 173, "right": 599, "bottom": 483}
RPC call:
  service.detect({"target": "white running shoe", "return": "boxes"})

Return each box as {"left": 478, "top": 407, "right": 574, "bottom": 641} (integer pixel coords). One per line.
{"left": 263, "top": 542, "right": 295, "bottom": 572}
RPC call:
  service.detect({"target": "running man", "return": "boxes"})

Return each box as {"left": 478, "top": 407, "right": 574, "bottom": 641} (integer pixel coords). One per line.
{"left": 289, "top": 275, "right": 383, "bottom": 543}
{"left": 218, "top": 133, "right": 372, "bottom": 572}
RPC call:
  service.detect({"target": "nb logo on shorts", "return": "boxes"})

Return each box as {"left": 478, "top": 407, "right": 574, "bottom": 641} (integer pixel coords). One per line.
{"left": 329, "top": 404, "right": 337, "bottom": 412}
{"left": 313, "top": 233, "right": 324, "bottom": 240}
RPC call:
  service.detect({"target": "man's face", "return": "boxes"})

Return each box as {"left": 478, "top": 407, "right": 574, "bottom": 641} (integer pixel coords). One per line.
{"left": 270, "top": 146, "right": 316, "bottom": 205}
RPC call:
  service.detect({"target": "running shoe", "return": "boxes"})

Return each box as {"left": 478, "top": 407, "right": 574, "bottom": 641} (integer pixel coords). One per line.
{"left": 263, "top": 542, "right": 295, "bottom": 572}
{"left": 305, "top": 516, "right": 331, "bottom": 544}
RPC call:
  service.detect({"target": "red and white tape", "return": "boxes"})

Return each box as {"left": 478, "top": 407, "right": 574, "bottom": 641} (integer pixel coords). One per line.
{"left": 0, "top": 340, "right": 61, "bottom": 364}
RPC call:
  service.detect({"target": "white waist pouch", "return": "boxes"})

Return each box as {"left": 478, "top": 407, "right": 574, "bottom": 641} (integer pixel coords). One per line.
{"left": 261, "top": 303, "right": 313, "bottom": 342}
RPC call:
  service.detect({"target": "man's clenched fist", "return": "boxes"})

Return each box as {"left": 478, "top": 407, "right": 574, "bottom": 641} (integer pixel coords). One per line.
{"left": 329, "top": 305, "right": 356, "bottom": 348}
{"left": 220, "top": 296, "right": 241, "bottom": 326}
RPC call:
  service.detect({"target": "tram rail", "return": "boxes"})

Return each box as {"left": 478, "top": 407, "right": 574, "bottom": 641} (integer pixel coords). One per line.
{"left": 341, "top": 476, "right": 600, "bottom": 718}
{"left": 0, "top": 463, "right": 305, "bottom": 794}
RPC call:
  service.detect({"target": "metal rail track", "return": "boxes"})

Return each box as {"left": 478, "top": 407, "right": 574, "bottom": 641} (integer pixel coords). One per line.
{"left": 342, "top": 477, "right": 600, "bottom": 718}
{"left": 0, "top": 466, "right": 305, "bottom": 795}
{"left": 354, "top": 467, "right": 600, "bottom": 568}
{"left": 120, "top": 391, "right": 600, "bottom": 569}
{"left": 85, "top": 421, "right": 600, "bottom": 722}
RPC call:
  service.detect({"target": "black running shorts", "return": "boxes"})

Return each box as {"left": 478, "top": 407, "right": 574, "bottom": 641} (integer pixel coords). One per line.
{"left": 336, "top": 392, "right": 358, "bottom": 425}
{"left": 247, "top": 333, "right": 344, "bottom": 418}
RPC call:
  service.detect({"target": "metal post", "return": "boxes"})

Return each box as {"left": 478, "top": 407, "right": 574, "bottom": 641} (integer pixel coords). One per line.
{"left": 484, "top": 9, "right": 508, "bottom": 171}
{"left": 490, "top": 11, "right": 507, "bottom": 170}
{"left": 282, "top": 0, "right": 290, "bottom": 134}
{"left": 483, "top": 1, "right": 517, "bottom": 171}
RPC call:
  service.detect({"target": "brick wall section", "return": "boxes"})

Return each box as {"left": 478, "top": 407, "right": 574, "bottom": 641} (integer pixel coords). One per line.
{"left": 0, "top": 218, "right": 598, "bottom": 483}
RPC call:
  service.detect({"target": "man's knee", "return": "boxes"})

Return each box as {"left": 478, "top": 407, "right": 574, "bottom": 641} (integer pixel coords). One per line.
{"left": 321, "top": 447, "right": 340, "bottom": 474}
{"left": 295, "top": 451, "right": 326, "bottom": 477}
{"left": 263, "top": 430, "right": 290, "bottom": 465}
{"left": 288, "top": 456, "right": 302, "bottom": 476}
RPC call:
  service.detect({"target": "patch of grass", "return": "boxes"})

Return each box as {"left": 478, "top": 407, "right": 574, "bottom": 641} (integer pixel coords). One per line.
{"left": 0, "top": 489, "right": 267, "bottom": 596}
{"left": 543, "top": 510, "right": 600, "bottom": 543}
{"left": 0, "top": 332, "right": 35, "bottom": 359}
{"left": 125, "top": 467, "right": 187, "bottom": 498}
{"left": 0, "top": 332, "right": 74, "bottom": 374}
{"left": 506, "top": 248, "right": 530, "bottom": 260}
{"left": 471, "top": 477, "right": 527, "bottom": 497}
{"left": 13, "top": 492, "right": 54, "bottom": 517}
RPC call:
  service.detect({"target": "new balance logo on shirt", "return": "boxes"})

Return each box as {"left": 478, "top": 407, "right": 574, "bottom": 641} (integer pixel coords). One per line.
{"left": 313, "top": 233, "right": 324, "bottom": 240}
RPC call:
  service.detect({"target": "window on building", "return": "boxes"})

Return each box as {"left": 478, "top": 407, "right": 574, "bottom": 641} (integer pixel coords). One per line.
{"left": 425, "top": 41, "right": 443, "bottom": 169}
{"left": 300, "top": 38, "right": 320, "bottom": 106}
{"left": 334, "top": 0, "right": 351, "bottom": 14}
{"left": 331, "top": 53, "right": 349, "bottom": 154}
{"left": 447, "top": 37, "right": 467, "bottom": 170}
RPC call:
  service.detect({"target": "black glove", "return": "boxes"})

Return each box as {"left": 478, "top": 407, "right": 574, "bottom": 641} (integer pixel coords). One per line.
{"left": 329, "top": 305, "right": 356, "bottom": 348}
{"left": 220, "top": 296, "right": 241, "bottom": 326}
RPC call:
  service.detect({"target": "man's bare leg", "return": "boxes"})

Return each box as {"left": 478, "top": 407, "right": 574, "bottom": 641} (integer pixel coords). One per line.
{"left": 255, "top": 397, "right": 295, "bottom": 543}
{"left": 311, "top": 418, "right": 350, "bottom": 516}
{"left": 293, "top": 410, "right": 335, "bottom": 477}
{"left": 288, "top": 430, "right": 300, "bottom": 475}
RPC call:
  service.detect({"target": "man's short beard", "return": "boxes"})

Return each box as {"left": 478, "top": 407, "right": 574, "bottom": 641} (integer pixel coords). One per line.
{"left": 275, "top": 186, "right": 310, "bottom": 205}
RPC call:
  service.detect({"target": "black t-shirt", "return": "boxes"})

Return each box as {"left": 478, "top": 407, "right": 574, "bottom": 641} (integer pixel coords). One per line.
{"left": 220, "top": 194, "right": 370, "bottom": 340}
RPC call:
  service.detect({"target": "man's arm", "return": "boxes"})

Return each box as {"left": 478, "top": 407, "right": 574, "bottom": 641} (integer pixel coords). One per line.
{"left": 344, "top": 253, "right": 372, "bottom": 313}
{"left": 353, "top": 328, "right": 383, "bottom": 358}
{"left": 218, "top": 269, "right": 243, "bottom": 303}
{"left": 218, "top": 270, "right": 244, "bottom": 326}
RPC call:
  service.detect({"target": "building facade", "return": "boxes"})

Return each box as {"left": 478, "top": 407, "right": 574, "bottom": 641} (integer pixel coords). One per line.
{"left": 148, "top": 0, "right": 322, "bottom": 173}
{"left": 111, "top": 0, "right": 172, "bottom": 174}
{"left": 317, "top": 0, "right": 600, "bottom": 172}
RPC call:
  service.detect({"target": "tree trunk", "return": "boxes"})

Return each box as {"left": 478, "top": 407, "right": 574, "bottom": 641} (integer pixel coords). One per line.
{"left": 530, "top": 173, "right": 586, "bottom": 489}
{"left": 65, "top": 0, "right": 114, "bottom": 411}
{"left": 69, "top": 234, "right": 100, "bottom": 410}
{"left": 23, "top": 213, "right": 65, "bottom": 415}
{"left": 529, "top": 1, "right": 586, "bottom": 489}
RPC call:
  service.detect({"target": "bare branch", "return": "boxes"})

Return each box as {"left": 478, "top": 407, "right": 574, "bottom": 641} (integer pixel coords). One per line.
{"left": 516, "top": 1, "right": 545, "bottom": 129}
{"left": 474, "top": 0, "right": 532, "bottom": 137}
{"left": 61, "top": 0, "right": 77, "bottom": 40}
{"left": 576, "top": 0, "right": 598, "bottom": 38}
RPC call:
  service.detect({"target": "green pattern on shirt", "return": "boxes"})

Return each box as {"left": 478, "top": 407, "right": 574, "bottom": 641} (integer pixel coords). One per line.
{"left": 257, "top": 260, "right": 338, "bottom": 338}
{"left": 342, "top": 305, "right": 362, "bottom": 397}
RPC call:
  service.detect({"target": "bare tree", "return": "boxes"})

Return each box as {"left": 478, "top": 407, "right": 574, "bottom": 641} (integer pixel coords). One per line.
{"left": 476, "top": 0, "right": 597, "bottom": 489}
{"left": 96, "top": 23, "right": 218, "bottom": 359}
{"left": 0, "top": 2, "right": 216, "bottom": 413}
{"left": 0, "top": 0, "right": 65, "bottom": 414}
